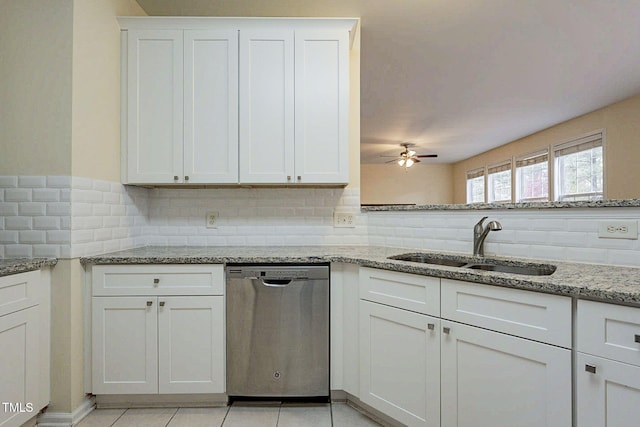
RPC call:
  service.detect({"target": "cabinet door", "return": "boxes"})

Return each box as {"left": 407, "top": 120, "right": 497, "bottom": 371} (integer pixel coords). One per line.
{"left": 441, "top": 320, "right": 571, "bottom": 427}
{"left": 360, "top": 300, "right": 440, "bottom": 427}
{"left": 158, "top": 296, "right": 225, "bottom": 394}
{"left": 126, "top": 29, "right": 184, "bottom": 184}
{"left": 577, "top": 353, "right": 640, "bottom": 427}
{"left": 239, "top": 30, "right": 295, "bottom": 184}
{"left": 92, "top": 297, "right": 158, "bottom": 394}
{"left": 294, "top": 30, "right": 349, "bottom": 184}
{"left": 0, "top": 307, "right": 39, "bottom": 427}
{"left": 184, "top": 30, "right": 239, "bottom": 184}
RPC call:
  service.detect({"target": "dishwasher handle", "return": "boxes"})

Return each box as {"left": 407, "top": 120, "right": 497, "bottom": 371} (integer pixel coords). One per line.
{"left": 259, "top": 277, "right": 308, "bottom": 287}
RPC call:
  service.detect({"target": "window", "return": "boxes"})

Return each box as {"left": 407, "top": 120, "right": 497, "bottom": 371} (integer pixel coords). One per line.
{"left": 553, "top": 132, "right": 603, "bottom": 201}
{"left": 487, "top": 161, "right": 512, "bottom": 203}
{"left": 466, "top": 168, "right": 485, "bottom": 203}
{"left": 516, "top": 150, "right": 549, "bottom": 202}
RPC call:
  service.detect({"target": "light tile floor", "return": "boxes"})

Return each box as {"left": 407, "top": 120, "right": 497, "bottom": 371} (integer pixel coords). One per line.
{"left": 76, "top": 403, "right": 382, "bottom": 427}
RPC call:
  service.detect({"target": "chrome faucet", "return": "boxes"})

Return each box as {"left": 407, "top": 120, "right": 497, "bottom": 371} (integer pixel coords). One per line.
{"left": 473, "top": 216, "right": 502, "bottom": 256}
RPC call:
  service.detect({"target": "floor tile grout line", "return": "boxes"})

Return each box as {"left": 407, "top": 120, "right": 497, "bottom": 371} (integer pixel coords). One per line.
{"left": 220, "top": 404, "right": 231, "bottom": 427}
{"left": 109, "top": 408, "right": 127, "bottom": 427}
{"left": 164, "top": 407, "right": 179, "bottom": 427}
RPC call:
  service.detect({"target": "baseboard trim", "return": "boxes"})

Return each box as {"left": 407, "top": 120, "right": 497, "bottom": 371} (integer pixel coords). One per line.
{"left": 37, "top": 395, "right": 95, "bottom": 427}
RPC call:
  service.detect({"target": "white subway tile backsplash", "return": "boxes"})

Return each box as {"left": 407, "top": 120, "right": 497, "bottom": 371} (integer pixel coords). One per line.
{"left": 46, "top": 176, "right": 71, "bottom": 188}
{"left": 0, "top": 231, "right": 19, "bottom": 244}
{"left": 5, "top": 189, "right": 32, "bottom": 202}
{"left": 18, "top": 176, "right": 46, "bottom": 188}
{"left": 19, "top": 203, "right": 46, "bottom": 216}
{"left": 0, "top": 176, "right": 18, "bottom": 188}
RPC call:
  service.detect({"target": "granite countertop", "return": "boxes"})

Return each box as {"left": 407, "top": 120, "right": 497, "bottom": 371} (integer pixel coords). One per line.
{"left": 0, "top": 258, "right": 58, "bottom": 277}
{"left": 361, "top": 198, "right": 640, "bottom": 211}
{"left": 81, "top": 245, "right": 640, "bottom": 306}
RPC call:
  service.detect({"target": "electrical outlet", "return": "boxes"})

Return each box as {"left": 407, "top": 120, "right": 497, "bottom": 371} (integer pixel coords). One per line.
{"left": 206, "top": 211, "right": 218, "bottom": 229}
{"left": 334, "top": 211, "right": 355, "bottom": 228}
{"left": 598, "top": 220, "right": 638, "bottom": 240}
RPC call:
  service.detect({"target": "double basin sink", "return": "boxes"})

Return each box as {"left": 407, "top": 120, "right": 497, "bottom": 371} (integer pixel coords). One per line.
{"left": 388, "top": 253, "right": 556, "bottom": 276}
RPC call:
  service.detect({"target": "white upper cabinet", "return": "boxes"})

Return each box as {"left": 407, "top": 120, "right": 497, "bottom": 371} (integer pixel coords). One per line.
{"left": 184, "top": 30, "right": 239, "bottom": 184}
{"left": 239, "top": 30, "right": 295, "bottom": 184}
{"left": 294, "top": 30, "right": 349, "bottom": 184}
{"left": 126, "top": 29, "right": 184, "bottom": 184}
{"left": 125, "top": 28, "right": 238, "bottom": 184}
{"left": 120, "top": 18, "right": 355, "bottom": 186}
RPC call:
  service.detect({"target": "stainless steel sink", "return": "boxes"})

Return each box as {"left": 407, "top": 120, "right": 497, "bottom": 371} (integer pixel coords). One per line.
{"left": 388, "top": 253, "right": 556, "bottom": 276}
{"left": 465, "top": 263, "right": 556, "bottom": 276}
{"left": 387, "top": 254, "right": 468, "bottom": 268}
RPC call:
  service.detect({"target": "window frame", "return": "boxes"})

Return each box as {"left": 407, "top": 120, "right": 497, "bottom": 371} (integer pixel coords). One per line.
{"left": 486, "top": 160, "right": 513, "bottom": 203}
{"left": 551, "top": 130, "right": 606, "bottom": 201}
{"left": 466, "top": 167, "right": 486, "bottom": 204}
{"left": 515, "top": 148, "right": 550, "bottom": 203}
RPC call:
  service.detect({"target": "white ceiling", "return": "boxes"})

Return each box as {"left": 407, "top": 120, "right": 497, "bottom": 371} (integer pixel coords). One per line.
{"left": 136, "top": 0, "right": 640, "bottom": 164}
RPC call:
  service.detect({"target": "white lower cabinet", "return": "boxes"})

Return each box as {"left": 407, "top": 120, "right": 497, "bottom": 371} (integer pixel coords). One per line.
{"left": 0, "top": 269, "right": 50, "bottom": 427}
{"left": 440, "top": 320, "right": 571, "bottom": 427}
{"left": 360, "top": 300, "right": 440, "bottom": 427}
{"left": 92, "top": 296, "right": 224, "bottom": 394}
{"left": 576, "top": 300, "right": 640, "bottom": 427}
{"left": 577, "top": 353, "right": 640, "bottom": 427}
{"left": 90, "top": 265, "right": 225, "bottom": 395}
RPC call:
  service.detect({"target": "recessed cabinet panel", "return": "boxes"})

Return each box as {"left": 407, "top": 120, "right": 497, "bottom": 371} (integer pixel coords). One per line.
{"left": 441, "top": 320, "right": 571, "bottom": 427}
{"left": 158, "top": 296, "right": 225, "bottom": 393}
{"left": 577, "top": 353, "right": 640, "bottom": 427}
{"left": 295, "top": 31, "right": 349, "bottom": 183}
{"left": 577, "top": 300, "right": 640, "bottom": 367}
{"left": 360, "top": 300, "right": 440, "bottom": 427}
{"left": 239, "top": 31, "right": 295, "bottom": 184}
{"left": 127, "top": 30, "right": 183, "bottom": 184}
{"left": 441, "top": 278, "right": 571, "bottom": 347}
{"left": 92, "top": 297, "right": 158, "bottom": 394}
{"left": 184, "top": 31, "right": 239, "bottom": 183}
{"left": 0, "top": 307, "right": 39, "bottom": 427}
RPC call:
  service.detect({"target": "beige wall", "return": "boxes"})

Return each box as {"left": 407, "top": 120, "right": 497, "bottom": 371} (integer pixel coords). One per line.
{"left": 0, "top": 0, "right": 73, "bottom": 175}
{"left": 361, "top": 163, "right": 453, "bottom": 205}
{"left": 347, "top": 24, "right": 361, "bottom": 189}
{"left": 71, "top": 0, "right": 146, "bottom": 181}
{"left": 452, "top": 94, "right": 640, "bottom": 203}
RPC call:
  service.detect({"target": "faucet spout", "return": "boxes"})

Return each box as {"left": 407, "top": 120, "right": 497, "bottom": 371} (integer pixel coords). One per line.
{"left": 473, "top": 217, "right": 502, "bottom": 256}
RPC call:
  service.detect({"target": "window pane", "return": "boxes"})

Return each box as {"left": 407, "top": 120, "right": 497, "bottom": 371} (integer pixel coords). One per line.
{"left": 556, "top": 146, "right": 603, "bottom": 201}
{"left": 467, "top": 175, "right": 484, "bottom": 203}
{"left": 488, "top": 169, "right": 511, "bottom": 203}
{"left": 516, "top": 160, "right": 549, "bottom": 202}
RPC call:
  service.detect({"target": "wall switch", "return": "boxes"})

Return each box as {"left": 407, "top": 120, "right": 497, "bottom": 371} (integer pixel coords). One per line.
{"left": 334, "top": 211, "right": 355, "bottom": 228}
{"left": 597, "top": 220, "right": 637, "bottom": 239}
{"left": 206, "top": 211, "right": 218, "bottom": 229}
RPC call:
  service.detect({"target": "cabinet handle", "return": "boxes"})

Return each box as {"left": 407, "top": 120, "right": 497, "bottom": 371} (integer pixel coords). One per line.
{"left": 159, "top": 301, "right": 165, "bottom": 307}
{"left": 585, "top": 364, "right": 597, "bottom": 374}
{"left": 146, "top": 301, "right": 153, "bottom": 307}
{"left": 635, "top": 334, "right": 640, "bottom": 344}
{"left": 297, "top": 176, "right": 301, "bottom": 181}
{"left": 153, "top": 278, "right": 160, "bottom": 286}
{"left": 174, "top": 175, "right": 179, "bottom": 181}
{"left": 427, "top": 323, "right": 435, "bottom": 330}
{"left": 287, "top": 176, "right": 292, "bottom": 181}
{"left": 184, "top": 176, "right": 189, "bottom": 181}
{"left": 443, "top": 327, "right": 450, "bottom": 334}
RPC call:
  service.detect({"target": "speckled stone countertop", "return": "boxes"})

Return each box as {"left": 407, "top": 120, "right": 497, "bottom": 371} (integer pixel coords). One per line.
{"left": 0, "top": 258, "right": 58, "bottom": 277}
{"left": 362, "top": 198, "right": 640, "bottom": 211}
{"left": 81, "top": 246, "right": 640, "bottom": 306}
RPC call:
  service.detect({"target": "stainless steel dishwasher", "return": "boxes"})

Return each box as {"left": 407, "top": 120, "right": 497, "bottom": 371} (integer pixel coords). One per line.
{"left": 225, "top": 264, "right": 330, "bottom": 400}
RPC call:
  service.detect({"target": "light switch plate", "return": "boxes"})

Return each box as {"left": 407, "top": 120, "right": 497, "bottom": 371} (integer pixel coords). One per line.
{"left": 334, "top": 211, "right": 355, "bottom": 228}
{"left": 597, "top": 220, "right": 638, "bottom": 239}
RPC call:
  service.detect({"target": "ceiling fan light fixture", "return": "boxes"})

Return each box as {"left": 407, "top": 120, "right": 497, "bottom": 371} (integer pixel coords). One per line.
{"left": 398, "top": 158, "right": 406, "bottom": 166}
{"left": 405, "top": 158, "right": 415, "bottom": 167}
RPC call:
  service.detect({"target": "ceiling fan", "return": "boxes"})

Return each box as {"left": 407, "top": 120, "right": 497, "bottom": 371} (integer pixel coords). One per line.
{"left": 384, "top": 143, "right": 438, "bottom": 168}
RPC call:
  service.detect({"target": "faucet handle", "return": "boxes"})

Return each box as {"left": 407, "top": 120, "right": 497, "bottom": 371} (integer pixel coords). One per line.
{"left": 475, "top": 216, "right": 488, "bottom": 227}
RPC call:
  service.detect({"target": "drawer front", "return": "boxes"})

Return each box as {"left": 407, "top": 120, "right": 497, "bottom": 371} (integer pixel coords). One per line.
{"left": 441, "top": 279, "right": 571, "bottom": 347}
{"left": 92, "top": 265, "right": 224, "bottom": 296}
{"left": 359, "top": 267, "right": 440, "bottom": 316}
{"left": 0, "top": 271, "right": 39, "bottom": 317}
{"left": 577, "top": 300, "right": 640, "bottom": 366}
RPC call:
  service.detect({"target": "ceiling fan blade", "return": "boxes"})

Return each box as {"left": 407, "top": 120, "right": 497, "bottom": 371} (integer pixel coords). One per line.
{"left": 384, "top": 159, "right": 400, "bottom": 163}
{"left": 415, "top": 154, "right": 438, "bottom": 158}
{"left": 412, "top": 158, "right": 421, "bottom": 163}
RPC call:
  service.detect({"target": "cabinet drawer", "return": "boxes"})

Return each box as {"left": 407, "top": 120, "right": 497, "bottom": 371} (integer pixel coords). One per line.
{"left": 577, "top": 300, "right": 640, "bottom": 366}
{"left": 359, "top": 267, "right": 440, "bottom": 316}
{"left": 92, "top": 265, "right": 224, "bottom": 296}
{"left": 441, "top": 279, "right": 571, "bottom": 347}
{"left": 0, "top": 271, "right": 39, "bottom": 317}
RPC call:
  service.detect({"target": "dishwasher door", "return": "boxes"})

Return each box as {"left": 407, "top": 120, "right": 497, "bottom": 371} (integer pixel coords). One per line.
{"left": 226, "top": 265, "right": 330, "bottom": 399}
